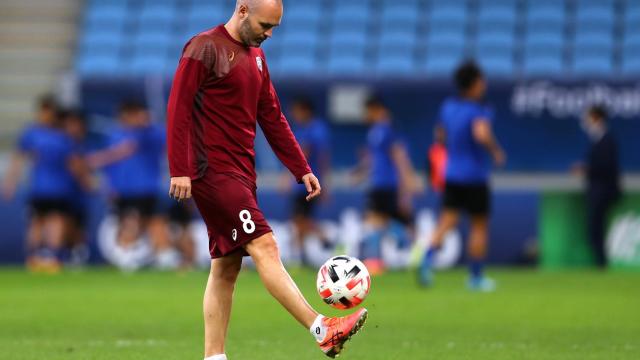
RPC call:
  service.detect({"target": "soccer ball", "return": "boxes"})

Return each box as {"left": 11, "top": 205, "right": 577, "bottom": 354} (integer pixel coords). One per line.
{"left": 316, "top": 255, "right": 371, "bottom": 309}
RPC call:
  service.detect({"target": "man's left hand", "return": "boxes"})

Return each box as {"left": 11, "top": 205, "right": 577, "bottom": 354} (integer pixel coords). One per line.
{"left": 301, "top": 173, "right": 322, "bottom": 201}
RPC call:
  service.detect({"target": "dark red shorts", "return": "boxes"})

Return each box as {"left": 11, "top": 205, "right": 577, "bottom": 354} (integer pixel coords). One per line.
{"left": 191, "top": 171, "right": 272, "bottom": 259}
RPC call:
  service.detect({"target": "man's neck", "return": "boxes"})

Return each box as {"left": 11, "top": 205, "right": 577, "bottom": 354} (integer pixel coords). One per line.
{"left": 224, "top": 21, "right": 243, "bottom": 44}
{"left": 591, "top": 126, "right": 607, "bottom": 142}
{"left": 461, "top": 93, "right": 478, "bottom": 102}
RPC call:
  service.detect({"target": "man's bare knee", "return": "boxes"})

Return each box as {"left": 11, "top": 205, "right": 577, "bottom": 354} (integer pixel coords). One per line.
{"left": 244, "top": 233, "right": 280, "bottom": 262}
{"left": 211, "top": 256, "right": 242, "bottom": 285}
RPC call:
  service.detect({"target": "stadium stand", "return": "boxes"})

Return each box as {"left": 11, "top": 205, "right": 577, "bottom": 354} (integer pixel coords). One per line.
{"left": 0, "top": 0, "right": 81, "bottom": 140}
{"left": 74, "top": 0, "right": 640, "bottom": 77}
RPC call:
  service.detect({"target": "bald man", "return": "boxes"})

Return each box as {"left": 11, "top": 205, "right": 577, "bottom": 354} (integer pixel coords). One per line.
{"left": 166, "top": 1, "right": 367, "bottom": 359}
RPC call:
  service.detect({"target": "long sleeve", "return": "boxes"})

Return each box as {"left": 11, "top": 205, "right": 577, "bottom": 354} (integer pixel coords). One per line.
{"left": 257, "top": 62, "right": 312, "bottom": 183}
{"left": 166, "top": 36, "right": 214, "bottom": 178}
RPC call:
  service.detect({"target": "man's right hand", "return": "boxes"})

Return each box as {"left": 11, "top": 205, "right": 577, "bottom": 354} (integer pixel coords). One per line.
{"left": 1, "top": 180, "right": 16, "bottom": 201}
{"left": 493, "top": 149, "right": 507, "bottom": 167}
{"left": 169, "top": 176, "right": 192, "bottom": 200}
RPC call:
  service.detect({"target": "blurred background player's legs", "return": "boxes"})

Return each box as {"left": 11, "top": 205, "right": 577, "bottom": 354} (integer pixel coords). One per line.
{"left": 44, "top": 212, "right": 67, "bottom": 252}
{"left": 168, "top": 200, "right": 197, "bottom": 268}
{"left": 25, "top": 215, "right": 44, "bottom": 260}
{"left": 203, "top": 251, "right": 243, "bottom": 357}
{"left": 467, "top": 214, "right": 494, "bottom": 291}
{"left": 147, "top": 214, "right": 180, "bottom": 269}
{"left": 35, "top": 211, "right": 66, "bottom": 271}
{"left": 290, "top": 193, "right": 325, "bottom": 264}
{"left": 243, "top": 232, "right": 318, "bottom": 328}
{"left": 116, "top": 210, "right": 142, "bottom": 248}
{"left": 420, "top": 209, "right": 459, "bottom": 286}
{"left": 65, "top": 213, "right": 86, "bottom": 263}
{"left": 25, "top": 199, "right": 72, "bottom": 271}
{"left": 361, "top": 188, "right": 412, "bottom": 273}
{"left": 587, "top": 197, "right": 612, "bottom": 269}
{"left": 360, "top": 210, "right": 387, "bottom": 271}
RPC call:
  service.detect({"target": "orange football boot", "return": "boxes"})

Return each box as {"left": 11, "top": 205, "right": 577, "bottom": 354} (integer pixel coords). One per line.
{"left": 317, "top": 308, "right": 368, "bottom": 358}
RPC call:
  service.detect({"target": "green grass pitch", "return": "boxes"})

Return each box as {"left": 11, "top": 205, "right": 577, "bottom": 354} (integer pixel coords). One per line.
{"left": 1, "top": 268, "right": 639, "bottom": 359}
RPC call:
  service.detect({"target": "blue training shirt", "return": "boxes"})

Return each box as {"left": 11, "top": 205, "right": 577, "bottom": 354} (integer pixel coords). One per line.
{"left": 18, "top": 124, "right": 77, "bottom": 198}
{"left": 106, "top": 123, "right": 165, "bottom": 197}
{"left": 291, "top": 118, "right": 330, "bottom": 193}
{"left": 439, "top": 97, "right": 494, "bottom": 184}
{"left": 367, "top": 121, "right": 400, "bottom": 189}
{"left": 69, "top": 140, "right": 90, "bottom": 213}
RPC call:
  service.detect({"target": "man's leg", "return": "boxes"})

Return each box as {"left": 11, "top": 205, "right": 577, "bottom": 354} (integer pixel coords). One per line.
{"left": 244, "top": 232, "right": 318, "bottom": 328}
{"left": 244, "top": 232, "right": 368, "bottom": 358}
{"left": 43, "top": 212, "right": 66, "bottom": 250}
{"left": 117, "top": 212, "right": 141, "bottom": 248}
{"left": 204, "top": 251, "right": 243, "bottom": 357}
{"left": 25, "top": 215, "right": 44, "bottom": 270}
{"left": 587, "top": 198, "right": 608, "bottom": 268}
{"left": 361, "top": 211, "right": 388, "bottom": 274}
{"left": 468, "top": 215, "right": 489, "bottom": 276}
{"left": 430, "top": 209, "right": 460, "bottom": 249}
{"left": 147, "top": 215, "right": 182, "bottom": 269}
{"left": 26, "top": 215, "right": 43, "bottom": 255}
{"left": 176, "top": 225, "right": 196, "bottom": 268}
{"left": 419, "top": 209, "right": 459, "bottom": 286}
{"left": 467, "top": 214, "right": 495, "bottom": 291}
{"left": 148, "top": 215, "right": 172, "bottom": 251}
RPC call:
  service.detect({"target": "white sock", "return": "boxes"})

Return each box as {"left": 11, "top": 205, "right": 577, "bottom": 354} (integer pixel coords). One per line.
{"left": 309, "top": 314, "right": 327, "bottom": 343}
{"left": 204, "top": 354, "right": 227, "bottom": 360}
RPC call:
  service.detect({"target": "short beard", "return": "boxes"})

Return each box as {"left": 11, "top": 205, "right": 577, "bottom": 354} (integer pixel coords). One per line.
{"left": 238, "top": 20, "right": 258, "bottom": 47}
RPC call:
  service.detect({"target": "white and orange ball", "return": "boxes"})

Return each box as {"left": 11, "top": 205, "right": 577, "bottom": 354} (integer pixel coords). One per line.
{"left": 316, "top": 255, "right": 371, "bottom": 309}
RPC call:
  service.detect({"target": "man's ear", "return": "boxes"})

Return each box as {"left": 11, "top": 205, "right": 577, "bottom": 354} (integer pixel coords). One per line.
{"left": 238, "top": 4, "right": 249, "bottom": 18}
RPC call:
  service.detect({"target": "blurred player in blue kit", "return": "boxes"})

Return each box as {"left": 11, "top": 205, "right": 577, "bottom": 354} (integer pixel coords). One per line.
{"left": 283, "top": 96, "right": 331, "bottom": 262}
{"left": 91, "top": 101, "right": 177, "bottom": 268}
{"left": 354, "top": 96, "right": 420, "bottom": 273}
{"left": 419, "top": 62, "right": 506, "bottom": 291}
{"left": 60, "top": 109, "right": 94, "bottom": 264}
{"left": 2, "top": 95, "right": 90, "bottom": 270}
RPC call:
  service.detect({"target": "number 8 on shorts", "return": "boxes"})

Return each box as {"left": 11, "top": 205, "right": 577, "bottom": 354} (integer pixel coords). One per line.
{"left": 239, "top": 210, "right": 255, "bottom": 234}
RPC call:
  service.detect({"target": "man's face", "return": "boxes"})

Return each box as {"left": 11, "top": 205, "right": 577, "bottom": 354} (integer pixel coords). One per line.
{"left": 131, "top": 109, "right": 150, "bottom": 127}
{"left": 582, "top": 113, "right": 601, "bottom": 134}
{"left": 237, "top": 2, "right": 282, "bottom": 47}
{"left": 64, "top": 117, "right": 85, "bottom": 139}
{"left": 470, "top": 77, "right": 487, "bottom": 99}
{"left": 37, "top": 106, "right": 56, "bottom": 125}
{"left": 364, "top": 105, "right": 383, "bottom": 124}
{"left": 291, "top": 104, "right": 311, "bottom": 123}
{"left": 119, "top": 110, "right": 135, "bottom": 126}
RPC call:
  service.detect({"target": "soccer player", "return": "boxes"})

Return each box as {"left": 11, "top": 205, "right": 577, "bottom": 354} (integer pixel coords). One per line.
{"left": 419, "top": 61, "right": 506, "bottom": 291}
{"left": 354, "top": 96, "right": 419, "bottom": 273}
{"left": 60, "top": 109, "right": 93, "bottom": 264}
{"left": 166, "top": 1, "right": 367, "bottom": 359}
{"left": 95, "top": 101, "right": 177, "bottom": 268}
{"left": 283, "top": 96, "right": 331, "bottom": 264}
{"left": 2, "top": 95, "right": 85, "bottom": 271}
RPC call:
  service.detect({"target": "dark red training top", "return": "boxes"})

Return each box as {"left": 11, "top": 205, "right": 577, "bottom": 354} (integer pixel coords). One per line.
{"left": 167, "top": 25, "right": 311, "bottom": 185}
